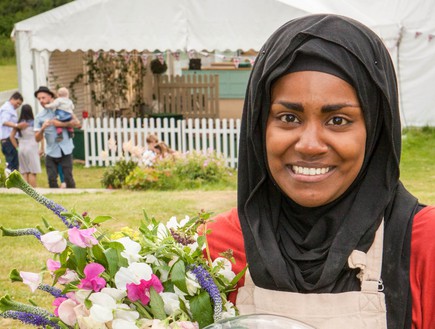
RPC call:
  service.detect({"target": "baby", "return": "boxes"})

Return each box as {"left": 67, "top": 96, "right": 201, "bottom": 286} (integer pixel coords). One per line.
{"left": 45, "top": 87, "right": 75, "bottom": 142}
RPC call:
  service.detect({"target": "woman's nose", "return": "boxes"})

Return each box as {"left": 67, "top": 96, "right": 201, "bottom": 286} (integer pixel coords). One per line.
{"left": 294, "top": 124, "right": 328, "bottom": 156}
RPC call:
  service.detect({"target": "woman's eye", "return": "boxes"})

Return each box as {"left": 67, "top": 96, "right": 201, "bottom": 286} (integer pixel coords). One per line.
{"left": 279, "top": 114, "right": 299, "bottom": 123}
{"left": 327, "top": 116, "right": 350, "bottom": 126}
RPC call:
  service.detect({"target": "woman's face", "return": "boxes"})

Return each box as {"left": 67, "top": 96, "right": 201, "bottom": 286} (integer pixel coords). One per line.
{"left": 266, "top": 71, "right": 366, "bottom": 207}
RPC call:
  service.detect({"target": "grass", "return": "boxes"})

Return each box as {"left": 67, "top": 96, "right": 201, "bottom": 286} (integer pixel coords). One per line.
{"left": 36, "top": 161, "right": 108, "bottom": 188}
{"left": 0, "top": 63, "right": 18, "bottom": 91}
{"left": 400, "top": 126, "right": 435, "bottom": 205}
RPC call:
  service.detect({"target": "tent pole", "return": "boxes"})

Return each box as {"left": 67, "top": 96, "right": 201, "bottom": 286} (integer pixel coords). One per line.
{"left": 395, "top": 26, "right": 407, "bottom": 128}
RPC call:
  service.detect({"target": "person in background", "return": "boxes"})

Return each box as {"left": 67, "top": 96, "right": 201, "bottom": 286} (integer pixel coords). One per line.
{"left": 34, "top": 86, "right": 80, "bottom": 188}
{"left": 58, "top": 163, "right": 66, "bottom": 189}
{"left": 9, "top": 104, "right": 42, "bottom": 187}
{"left": 0, "top": 92, "right": 26, "bottom": 173}
{"left": 205, "top": 14, "right": 435, "bottom": 329}
{"left": 44, "top": 87, "right": 75, "bottom": 142}
{"left": 154, "top": 142, "right": 177, "bottom": 160}
{"left": 146, "top": 133, "right": 159, "bottom": 152}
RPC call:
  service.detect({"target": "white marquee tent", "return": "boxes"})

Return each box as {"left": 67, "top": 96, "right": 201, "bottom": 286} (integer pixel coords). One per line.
{"left": 12, "top": 0, "right": 435, "bottom": 126}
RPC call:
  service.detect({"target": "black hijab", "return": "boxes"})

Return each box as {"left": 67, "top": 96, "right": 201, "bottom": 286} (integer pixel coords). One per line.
{"left": 237, "top": 14, "right": 420, "bottom": 328}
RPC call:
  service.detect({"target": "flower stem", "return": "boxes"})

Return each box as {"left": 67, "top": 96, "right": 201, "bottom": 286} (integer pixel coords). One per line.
{"left": 5, "top": 171, "right": 78, "bottom": 228}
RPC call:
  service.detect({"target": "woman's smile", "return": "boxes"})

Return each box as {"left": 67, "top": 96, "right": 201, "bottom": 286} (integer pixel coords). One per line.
{"left": 287, "top": 164, "right": 335, "bottom": 183}
{"left": 266, "top": 71, "right": 367, "bottom": 207}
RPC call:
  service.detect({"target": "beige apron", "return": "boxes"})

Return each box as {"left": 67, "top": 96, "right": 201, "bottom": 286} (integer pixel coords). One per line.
{"left": 236, "top": 221, "right": 387, "bottom": 329}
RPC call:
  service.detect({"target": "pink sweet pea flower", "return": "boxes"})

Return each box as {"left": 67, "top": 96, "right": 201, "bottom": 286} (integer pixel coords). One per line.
{"left": 78, "top": 263, "right": 106, "bottom": 292}
{"left": 47, "top": 259, "right": 61, "bottom": 271}
{"left": 20, "top": 271, "right": 42, "bottom": 292}
{"left": 53, "top": 297, "right": 67, "bottom": 316}
{"left": 47, "top": 259, "right": 79, "bottom": 284}
{"left": 126, "top": 274, "right": 163, "bottom": 305}
{"left": 58, "top": 269, "right": 80, "bottom": 285}
{"left": 68, "top": 227, "right": 98, "bottom": 248}
{"left": 177, "top": 321, "right": 200, "bottom": 329}
{"left": 41, "top": 231, "right": 67, "bottom": 253}
{"left": 57, "top": 298, "right": 79, "bottom": 326}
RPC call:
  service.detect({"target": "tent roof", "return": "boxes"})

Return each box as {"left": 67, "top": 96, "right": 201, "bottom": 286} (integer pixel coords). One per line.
{"left": 12, "top": 0, "right": 309, "bottom": 52}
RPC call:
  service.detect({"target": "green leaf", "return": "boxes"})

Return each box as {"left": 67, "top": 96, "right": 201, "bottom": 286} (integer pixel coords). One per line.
{"left": 70, "top": 245, "right": 88, "bottom": 273}
{"left": 104, "top": 247, "right": 127, "bottom": 276}
{"left": 91, "top": 244, "right": 108, "bottom": 268}
{"left": 149, "top": 287, "right": 166, "bottom": 320}
{"left": 171, "top": 260, "right": 188, "bottom": 293}
{"left": 190, "top": 291, "right": 214, "bottom": 328}
{"left": 92, "top": 215, "right": 113, "bottom": 224}
{"left": 230, "top": 265, "right": 248, "bottom": 287}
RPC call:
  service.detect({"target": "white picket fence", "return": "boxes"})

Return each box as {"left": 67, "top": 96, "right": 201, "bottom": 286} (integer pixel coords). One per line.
{"left": 82, "top": 117, "right": 241, "bottom": 168}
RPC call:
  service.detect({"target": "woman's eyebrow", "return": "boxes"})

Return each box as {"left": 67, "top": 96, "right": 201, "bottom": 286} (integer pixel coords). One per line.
{"left": 274, "top": 101, "right": 360, "bottom": 113}
{"left": 274, "top": 101, "right": 303, "bottom": 112}
{"left": 321, "top": 104, "right": 361, "bottom": 113}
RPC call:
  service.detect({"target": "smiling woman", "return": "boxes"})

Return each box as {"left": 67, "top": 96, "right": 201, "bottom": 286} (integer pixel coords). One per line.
{"left": 204, "top": 13, "right": 435, "bottom": 329}
{"left": 267, "top": 70, "right": 366, "bottom": 207}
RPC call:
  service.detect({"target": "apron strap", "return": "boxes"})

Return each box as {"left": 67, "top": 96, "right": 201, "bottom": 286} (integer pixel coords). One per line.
{"left": 348, "top": 219, "right": 384, "bottom": 292}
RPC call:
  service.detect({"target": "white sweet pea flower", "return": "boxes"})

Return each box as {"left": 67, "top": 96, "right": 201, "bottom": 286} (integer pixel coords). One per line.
{"left": 115, "top": 262, "right": 153, "bottom": 290}
{"left": 160, "top": 292, "right": 181, "bottom": 315}
{"left": 166, "top": 216, "right": 190, "bottom": 230}
{"left": 113, "top": 318, "right": 140, "bottom": 329}
{"left": 101, "top": 287, "right": 127, "bottom": 300}
{"left": 221, "top": 301, "right": 237, "bottom": 319}
{"left": 89, "top": 292, "right": 116, "bottom": 322}
{"left": 185, "top": 271, "right": 201, "bottom": 295}
{"left": 212, "top": 257, "right": 236, "bottom": 282}
{"left": 19, "top": 271, "right": 42, "bottom": 292}
{"left": 150, "top": 223, "right": 168, "bottom": 241}
{"left": 74, "top": 302, "right": 106, "bottom": 329}
{"left": 137, "top": 319, "right": 168, "bottom": 329}
{"left": 117, "top": 237, "right": 143, "bottom": 264}
{"left": 40, "top": 231, "right": 67, "bottom": 253}
{"left": 74, "top": 289, "right": 93, "bottom": 304}
{"left": 89, "top": 290, "right": 139, "bottom": 324}
{"left": 114, "top": 304, "right": 140, "bottom": 323}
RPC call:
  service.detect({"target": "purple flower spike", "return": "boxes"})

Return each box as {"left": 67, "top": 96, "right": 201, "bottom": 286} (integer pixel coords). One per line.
{"left": 0, "top": 227, "right": 41, "bottom": 240}
{"left": 0, "top": 310, "right": 60, "bottom": 328}
{"left": 38, "top": 284, "right": 66, "bottom": 298}
{"left": 5, "top": 171, "right": 79, "bottom": 228}
{"left": 190, "top": 264, "right": 222, "bottom": 321}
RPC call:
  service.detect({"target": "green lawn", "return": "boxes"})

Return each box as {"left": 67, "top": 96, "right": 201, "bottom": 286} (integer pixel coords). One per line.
{"left": 0, "top": 64, "right": 18, "bottom": 91}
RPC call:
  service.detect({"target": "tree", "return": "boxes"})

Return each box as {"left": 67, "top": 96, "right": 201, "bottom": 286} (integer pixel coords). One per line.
{"left": 0, "top": 0, "right": 73, "bottom": 59}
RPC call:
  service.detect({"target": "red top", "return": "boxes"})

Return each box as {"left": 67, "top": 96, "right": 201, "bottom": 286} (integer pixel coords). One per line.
{"left": 206, "top": 206, "right": 435, "bottom": 329}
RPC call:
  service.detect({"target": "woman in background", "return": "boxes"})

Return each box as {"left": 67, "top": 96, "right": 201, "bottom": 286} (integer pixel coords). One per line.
{"left": 10, "top": 104, "right": 42, "bottom": 187}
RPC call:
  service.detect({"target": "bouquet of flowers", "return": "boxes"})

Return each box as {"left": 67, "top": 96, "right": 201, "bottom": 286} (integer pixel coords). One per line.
{"left": 0, "top": 171, "right": 244, "bottom": 329}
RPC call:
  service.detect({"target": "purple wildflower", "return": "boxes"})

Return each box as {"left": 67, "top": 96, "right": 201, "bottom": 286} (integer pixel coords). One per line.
{"left": 5, "top": 171, "right": 79, "bottom": 228}
{"left": 0, "top": 310, "right": 60, "bottom": 328}
{"left": 0, "top": 227, "right": 41, "bottom": 240}
{"left": 170, "top": 228, "right": 195, "bottom": 245}
{"left": 38, "top": 284, "right": 66, "bottom": 298}
{"left": 190, "top": 264, "right": 222, "bottom": 321}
